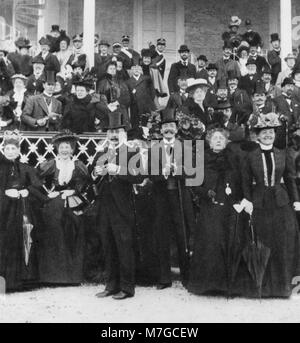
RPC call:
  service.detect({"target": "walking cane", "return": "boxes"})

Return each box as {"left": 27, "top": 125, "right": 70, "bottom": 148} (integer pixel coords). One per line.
{"left": 177, "top": 179, "right": 189, "bottom": 255}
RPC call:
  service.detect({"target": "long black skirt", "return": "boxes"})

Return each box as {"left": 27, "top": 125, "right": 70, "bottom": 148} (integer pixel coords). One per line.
{"left": 37, "top": 197, "right": 85, "bottom": 285}
{"left": 0, "top": 197, "right": 38, "bottom": 292}
{"left": 187, "top": 201, "right": 238, "bottom": 295}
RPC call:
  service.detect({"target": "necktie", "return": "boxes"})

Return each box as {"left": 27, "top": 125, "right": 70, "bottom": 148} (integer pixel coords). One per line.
{"left": 44, "top": 96, "right": 51, "bottom": 106}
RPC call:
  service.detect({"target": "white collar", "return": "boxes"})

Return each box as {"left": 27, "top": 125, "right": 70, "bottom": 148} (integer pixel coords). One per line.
{"left": 43, "top": 91, "right": 52, "bottom": 98}
{"left": 259, "top": 143, "right": 273, "bottom": 151}
{"left": 133, "top": 75, "right": 140, "bottom": 81}
{"left": 163, "top": 138, "right": 176, "bottom": 146}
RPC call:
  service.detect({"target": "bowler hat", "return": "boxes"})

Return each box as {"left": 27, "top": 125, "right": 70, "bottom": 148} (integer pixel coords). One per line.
{"left": 99, "top": 39, "right": 110, "bottom": 47}
{"left": 246, "top": 58, "right": 257, "bottom": 66}
{"left": 32, "top": 55, "right": 46, "bottom": 65}
{"left": 282, "top": 77, "right": 295, "bottom": 88}
{"left": 52, "top": 129, "right": 79, "bottom": 145}
{"left": 261, "top": 65, "right": 272, "bottom": 75}
{"left": 207, "top": 63, "right": 218, "bottom": 71}
{"left": 178, "top": 45, "right": 190, "bottom": 53}
{"left": 197, "top": 55, "right": 208, "bottom": 62}
{"left": 284, "top": 53, "right": 296, "bottom": 62}
{"left": 217, "top": 101, "right": 232, "bottom": 110}
{"left": 51, "top": 25, "right": 60, "bottom": 32}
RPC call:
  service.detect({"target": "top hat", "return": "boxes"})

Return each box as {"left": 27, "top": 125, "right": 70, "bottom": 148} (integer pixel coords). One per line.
{"left": 72, "top": 34, "right": 83, "bottom": 42}
{"left": 44, "top": 71, "right": 56, "bottom": 84}
{"left": 178, "top": 44, "right": 190, "bottom": 53}
{"left": 104, "top": 110, "right": 127, "bottom": 131}
{"left": 261, "top": 65, "right": 272, "bottom": 75}
{"left": 253, "top": 80, "right": 266, "bottom": 95}
{"left": 227, "top": 70, "right": 240, "bottom": 81}
{"left": 157, "top": 38, "right": 166, "bottom": 45}
{"left": 15, "top": 37, "right": 31, "bottom": 49}
{"left": 160, "top": 107, "right": 178, "bottom": 125}
{"left": 99, "top": 39, "right": 110, "bottom": 47}
{"left": 32, "top": 55, "right": 46, "bottom": 65}
{"left": 141, "top": 48, "right": 153, "bottom": 58}
{"left": 52, "top": 129, "right": 79, "bottom": 145}
{"left": 207, "top": 63, "right": 218, "bottom": 71}
{"left": 217, "top": 78, "right": 228, "bottom": 89}
{"left": 229, "top": 16, "right": 242, "bottom": 28}
{"left": 39, "top": 36, "right": 51, "bottom": 46}
{"left": 223, "top": 41, "right": 233, "bottom": 50}
{"left": 282, "top": 77, "right": 295, "bottom": 88}
{"left": 197, "top": 55, "right": 208, "bottom": 62}
{"left": 270, "top": 33, "right": 280, "bottom": 42}
{"left": 51, "top": 25, "right": 60, "bottom": 32}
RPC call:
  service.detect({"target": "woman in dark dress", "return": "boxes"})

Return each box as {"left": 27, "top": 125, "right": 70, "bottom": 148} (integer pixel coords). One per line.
{"left": 188, "top": 128, "right": 241, "bottom": 295}
{"left": 37, "top": 130, "right": 90, "bottom": 285}
{"left": 238, "top": 113, "right": 300, "bottom": 298}
{"left": 0, "top": 131, "right": 42, "bottom": 292}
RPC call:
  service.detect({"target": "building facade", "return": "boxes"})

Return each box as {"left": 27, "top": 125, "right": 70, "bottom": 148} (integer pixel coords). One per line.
{"left": 0, "top": 0, "right": 299, "bottom": 62}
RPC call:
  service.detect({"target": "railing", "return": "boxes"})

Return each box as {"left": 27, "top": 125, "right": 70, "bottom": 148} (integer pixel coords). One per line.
{"left": 0, "top": 132, "right": 107, "bottom": 168}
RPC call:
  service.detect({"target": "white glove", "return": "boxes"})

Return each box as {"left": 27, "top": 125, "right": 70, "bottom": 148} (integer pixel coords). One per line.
{"left": 294, "top": 202, "right": 300, "bottom": 212}
{"left": 19, "top": 189, "right": 29, "bottom": 198}
{"left": 61, "top": 190, "right": 75, "bottom": 200}
{"left": 241, "top": 199, "right": 254, "bottom": 215}
{"left": 0, "top": 120, "right": 8, "bottom": 127}
{"left": 48, "top": 191, "right": 60, "bottom": 199}
{"left": 106, "top": 163, "right": 120, "bottom": 174}
{"left": 5, "top": 189, "right": 20, "bottom": 198}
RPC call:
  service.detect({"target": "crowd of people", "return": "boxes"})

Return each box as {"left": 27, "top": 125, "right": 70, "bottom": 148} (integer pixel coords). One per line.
{"left": 1, "top": 16, "right": 300, "bottom": 300}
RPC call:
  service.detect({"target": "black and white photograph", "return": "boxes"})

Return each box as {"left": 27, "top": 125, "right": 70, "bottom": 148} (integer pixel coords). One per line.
{"left": 0, "top": 0, "right": 300, "bottom": 327}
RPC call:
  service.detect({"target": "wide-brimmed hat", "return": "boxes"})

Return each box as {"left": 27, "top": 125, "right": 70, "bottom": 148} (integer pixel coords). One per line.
{"left": 284, "top": 53, "right": 296, "bottom": 62}
{"left": 15, "top": 37, "right": 31, "bottom": 49}
{"left": 39, "top": 36, "right": 51, "bottom": 46}
{"left": 178, "top": 44, "right": 190, "bottom": 53}
{"left": 73, "top": 74, "right": 94, "bottom": 89}
{"left": 11, "top": 74, "right": 28, "bottom": 82}
{"left": 186, "top": 78, "right": 209, "bottom": 92}
{"left": 229, "top": 16, "right": 242, "bottom": 28}
{"left": 103, "top": 110, "right": 127, "bottom": 131}
{"left": 249, "top": 112, "right": 281, "bottom": 130}
{"left": 3, "top": 130, "right": 22, "bottom": 147}
{"left": 52, "top": 130, "right": 79, "bottom": 145}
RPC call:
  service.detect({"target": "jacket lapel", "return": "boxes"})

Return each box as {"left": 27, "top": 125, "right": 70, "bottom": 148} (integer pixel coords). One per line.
{"left": 37, "top": 95, "right": 49, "bottom": 115}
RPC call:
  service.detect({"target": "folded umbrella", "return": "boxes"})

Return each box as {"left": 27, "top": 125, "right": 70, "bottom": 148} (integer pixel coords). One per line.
{"left": 242, "top": 215, "right": 271, "bottom": 298}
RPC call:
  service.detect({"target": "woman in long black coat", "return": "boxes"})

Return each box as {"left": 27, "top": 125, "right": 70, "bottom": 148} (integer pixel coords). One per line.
{"left": 237, "top": 113, "right": 300, "bottom": 298}
{"left": 0, "top": 131, "right": 42, "bottom": 292}
{"left": 188, "top": 128, "right": 242, "bottom": 295}
{"left": 36, "top": 131, "right": 90, "bottom": 285}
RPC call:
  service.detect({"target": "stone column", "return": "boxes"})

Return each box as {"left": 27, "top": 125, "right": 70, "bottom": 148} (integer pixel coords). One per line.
{"left": 83, "top": 0, "right": 95, "bottom": 68}
{"left": 280, "top": 0, "right": 293, "bottom": 68}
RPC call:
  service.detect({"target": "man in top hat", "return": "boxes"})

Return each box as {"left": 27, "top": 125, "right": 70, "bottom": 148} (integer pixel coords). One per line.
{"left": 149, "top": 107, "right": 196, "bottom": 290}
{"left": 261, "top": 65, "right": 281, "bottom": 100}
{"left": 238, "top": 59, "right": 260, "bottom": 96}
{"left": 0, "top": 46, "right": 15, "bottom": 95}
{"left": 126, "top": 63, "right": 156, "bottom": 129}
{"left": 168, "top": 45, "right": 196, "bottom": 94}
{"left": 91, "top": 110, "right": 144, "bottom": 300}
{"left": 149, "top": 38, "right": 167, "bottom": 79}
{"left": 242, "top": 19, "right": 263, "bottom": 47}
{"left": 227, "top": 70, "right": 252, "bottom": 125}
{"left": 216, "top": 43, "right": 241, "bottom": 82}
{"left": 94, "top": 39, "right": 112, "bottom": 83}
{"left": 273, "top": 77, "right": 300, "bottom": 148}
{"left": 248, "top": 43, "right": 269, "bottom": 76}
{"left": 27, "top": 55, "right": 46, "bottom": 95}
{"left": 67, "top": 34, "right": 89, "bottom": 72}
{"left": 22, "top": 71, "right": 62, "bottom": 131}
{"left": 276, "top": 53, "right": 296, "bottom": 88}
{"left": 196, "top": 55, "right": 208, "bottom": 80}
{"left": 267, "top": 33, "right": 282, "bottom": 85}
{"left": 37, "top": 37, "right": 60, "bottom": 75}
{"left": 7, "top": 37, "right": 33, "bottom": 77}
{"left": 121, "top": 35, "right": 140, "bottom": 71}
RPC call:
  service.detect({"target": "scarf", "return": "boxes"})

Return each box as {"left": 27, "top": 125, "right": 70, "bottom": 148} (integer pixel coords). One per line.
{"left": 56, "top": 157, "right": 75, "bottom": 186}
